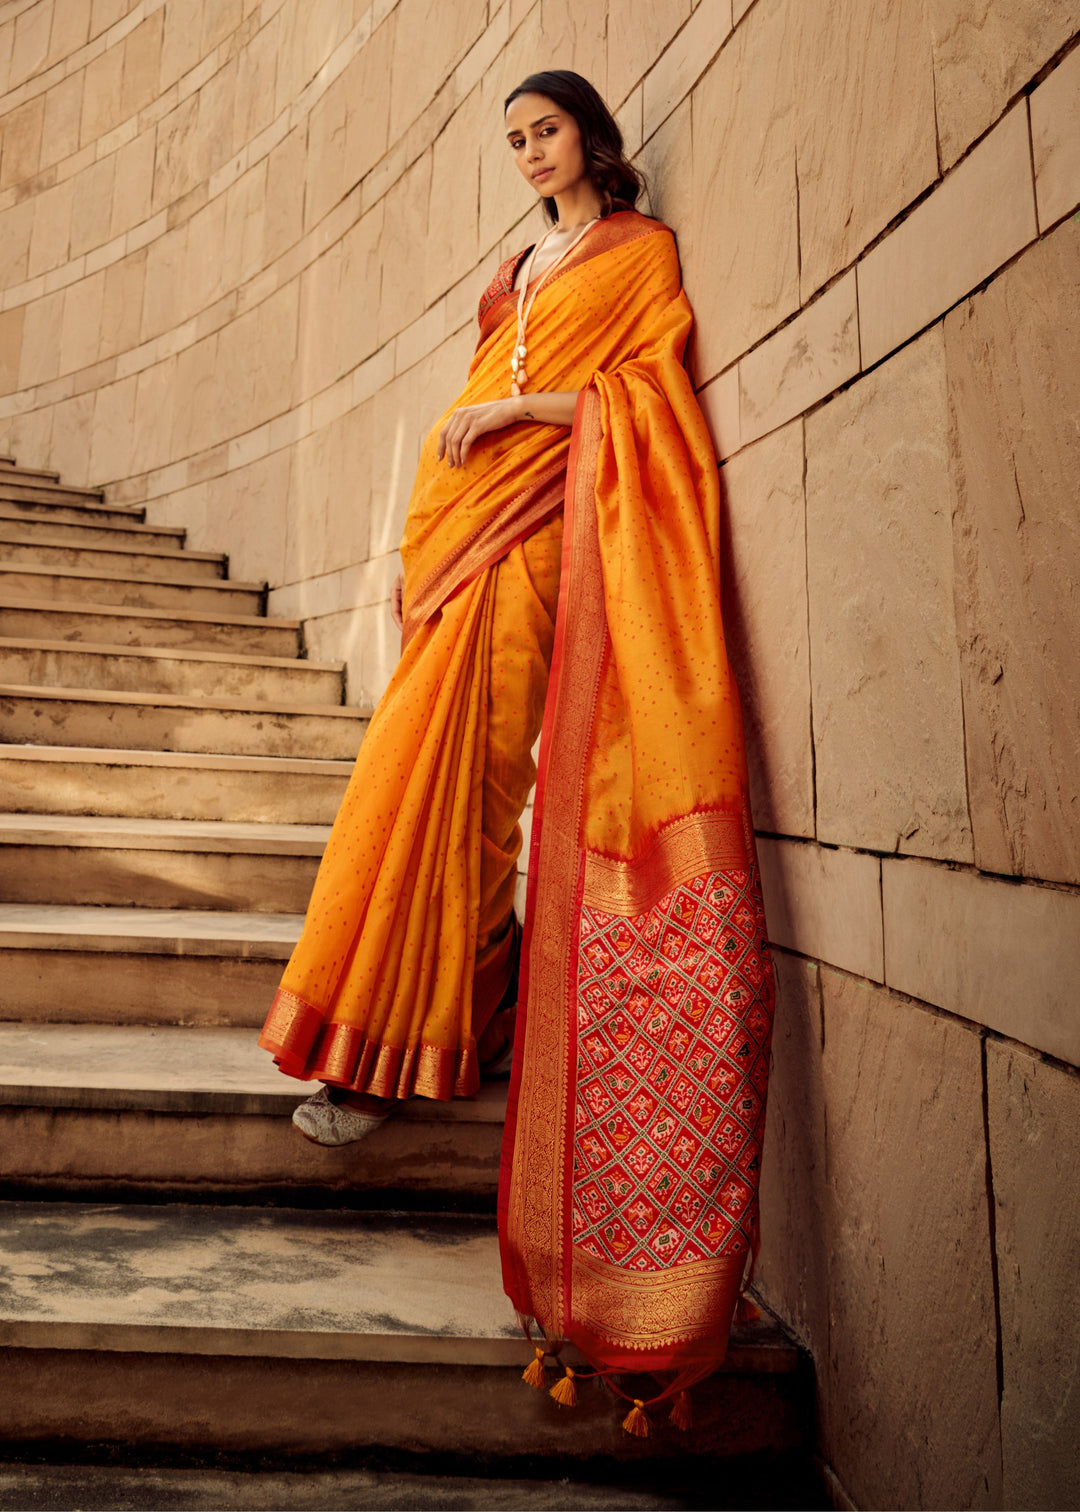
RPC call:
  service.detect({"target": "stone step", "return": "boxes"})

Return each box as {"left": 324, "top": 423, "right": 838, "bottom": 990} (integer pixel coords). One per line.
{"left": 0, "top": 504, "right": 185, "bottom": 549}
{"left": 0, "top": 529, "right": 226, "bottom": 581}
{"left": 0, "top": 496, "right": 148, "bottom": 530}
{"left": 0, "top": 637, "right": 345, "bottom": 704}
{"left": 0, "top": 1198, "right": 805, "bottom": 1467}
{"left": 0, "top": 478, "right": 106, "bottom": 506}
{"left": 0, "top": 562, "right": 264, "bottom": 614}
{"left": 0, "top": 903, "right": 299, "bottom": 1027}
{"left": 0, "top": 1023, "right": 504, "bottom": 1201}
{"left": 0, "top": 684, "right": 368, "bottom": 759}
{"left": 0, "top": 596, "right": 302, "bottom": 656}
{"left": 0, "top": 813, "right": 328, "bottom": 913}
{"left": 0, "top": 745, "right": 351, "bottom": 823}
{"left": 0, "top": 462, "right": 60, "bottom": 483}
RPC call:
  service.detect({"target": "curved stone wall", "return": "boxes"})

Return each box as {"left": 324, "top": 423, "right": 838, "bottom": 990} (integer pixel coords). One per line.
{"left": 3, "top": 3, "right": 1079, "bottom": 1507}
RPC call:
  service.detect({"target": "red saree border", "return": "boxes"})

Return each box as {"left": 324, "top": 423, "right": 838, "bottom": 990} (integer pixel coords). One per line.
{"left": 499, "top": 386, "right": 607, "bottom": 1334}
{"left": 259, "top": 988, "right": 478, "bottom": 1101}
{"left": 402, "top": 461, "right": 565, "bottom": 644}
{"left": 569, "top": 1248, "right": 745, "bottom": 1366}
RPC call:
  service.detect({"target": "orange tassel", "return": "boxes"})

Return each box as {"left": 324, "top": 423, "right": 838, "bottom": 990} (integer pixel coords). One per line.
{"left": 669, "top": 1389, "right": 693, "bottom": 1432}
{"left": 736, "top": 1293, "right": 762, "bottom": 1324}
{"left": 522, "top": 1345, "right": 547, "bottom": 1389}
{"left": 622, "top": 1398, "right": 651, "bottom": 1437}
{"left": 549, "top": 1366, "right": 577, "bottom": 1407}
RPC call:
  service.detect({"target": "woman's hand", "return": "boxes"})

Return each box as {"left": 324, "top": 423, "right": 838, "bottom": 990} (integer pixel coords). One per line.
{"left": 437, "top": 398, "right": 522, "bottom": 468}
{"left": 390, "top": 572, "right": 403, "bottom": 630}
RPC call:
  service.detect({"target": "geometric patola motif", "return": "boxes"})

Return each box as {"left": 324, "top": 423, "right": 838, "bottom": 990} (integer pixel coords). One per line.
{"left": 572, "top": 868, "right": 774, "bottom": 1273}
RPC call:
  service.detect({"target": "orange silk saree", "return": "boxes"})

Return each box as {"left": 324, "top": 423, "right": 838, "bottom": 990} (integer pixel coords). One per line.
{"left": 259, "top": 209, "right": 775, "bottom": 1387}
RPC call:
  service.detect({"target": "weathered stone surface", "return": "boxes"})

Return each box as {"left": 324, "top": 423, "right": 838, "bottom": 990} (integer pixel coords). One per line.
{"left": 720, "top": 420, "right": 813, "bottom": 836}
{"left": 696, "top": 365, "right": 739, "bottom": 460}
{"left": 793, "top": 0, "right": 937, "bottom": 297}
{"left": 882, "top": 856, "right": 1080, "bottom": 1068}
{"left": 641, "top": 0, "right": 730, "bottom": 142}
{"left": 738, "top": 272, "right": 859, "bottom": 445}
{"left": 819, "top": 970, "right": 1001, "bottom": 1510}
{"left": 688, "top": 0, "right": 799, "bottom": 379}
{"left": 607, "top": 0, "right": 691, "bottom": 110}
{"left": 987, "top": 1042, "right": 1080, "bottom": 1512}
{"left": 857, "top": 102, "right": 1036, "bottom": 367}
{"left": 1031, "top": 44, "right": 1080, "bottom": 231}
{"left": 806, "top": 328, "right": 973, "bottom": 861}
{"left": 387, "top": 0, "right": 487, "bottom": 145}
{"left": 755, "top": 953, "right": 828, "bottom": 1359}
{"left": 929, "top": 0, "right": 1080, "bottom": 170}
{"left": 944, "top": 220, "right": 1080, "bottom": 886}
{"left": 758, "top": 839, "right": 883, "bottom": 983}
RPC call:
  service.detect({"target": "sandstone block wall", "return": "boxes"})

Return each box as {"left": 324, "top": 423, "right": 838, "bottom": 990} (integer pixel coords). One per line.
{"left": 2, "top": 3, "right": 1078, "bottom": 1506}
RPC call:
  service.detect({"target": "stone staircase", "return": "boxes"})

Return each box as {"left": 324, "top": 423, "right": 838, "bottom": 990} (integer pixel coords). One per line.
{"left": 0, "top": 456, "right": 818, "bottom": 1506}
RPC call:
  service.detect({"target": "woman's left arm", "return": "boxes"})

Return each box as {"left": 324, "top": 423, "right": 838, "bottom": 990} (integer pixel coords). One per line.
{"left": 438, "top": 391, "right": 579, "bottom": 467}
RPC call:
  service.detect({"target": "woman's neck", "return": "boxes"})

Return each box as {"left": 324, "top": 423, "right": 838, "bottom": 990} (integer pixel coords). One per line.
{"left": 552, "top": 182, "right": 604, "bottom": 230}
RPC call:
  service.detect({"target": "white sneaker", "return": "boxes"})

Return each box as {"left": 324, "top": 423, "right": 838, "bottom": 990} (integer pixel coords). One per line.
{"left": 291, "top": 1085, "right": 391, "bottom": 1146}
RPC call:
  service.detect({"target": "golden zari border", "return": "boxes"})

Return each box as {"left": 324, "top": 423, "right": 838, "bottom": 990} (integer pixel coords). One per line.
{"left": 259, "top": 987, "right": 476, "bottom": 1101}
{"left": 582, "top": 808, "right": 755, "bottom": 917}
{"left": 570, "top": 1246, "right": 745, "bottom": 1352}
{"left": 506, "top": 387, "right": 608, "bottom": 1337}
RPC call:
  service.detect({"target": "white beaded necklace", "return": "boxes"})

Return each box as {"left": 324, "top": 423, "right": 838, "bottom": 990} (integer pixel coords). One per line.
{"left": 510, "top": 218, "right": 599, "bottom": 397}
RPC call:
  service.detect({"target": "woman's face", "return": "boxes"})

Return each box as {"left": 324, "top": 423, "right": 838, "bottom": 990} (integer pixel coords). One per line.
{"left": 505, "top": 93, "right": 588, "bottom": 205}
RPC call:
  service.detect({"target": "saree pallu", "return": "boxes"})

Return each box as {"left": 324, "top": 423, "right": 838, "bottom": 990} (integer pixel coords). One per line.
{"left": 493, "top": 215, "right": 776, "bottom": 1389}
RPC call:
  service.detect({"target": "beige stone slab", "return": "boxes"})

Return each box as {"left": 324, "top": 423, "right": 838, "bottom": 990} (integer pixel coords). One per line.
{"left": 792, "top": 0, "right": 937, "bottom": 298}
{"left": 1031, "top": 44, "right": 1080, "bottom": 231}
{"left": 720, "top": 420, "right": 813, "bottom": 835}
{"left": 0, "top": 813, "right": 331, "bottom": 855}
{"left": 0, "top": 1022, "right": 507, "bottom": 1121}
{"left": 0, "top": 839, "right": 318, "bottom": 915}
{"left": 0, "top": 945, "right": 282, "bottom": 1028}
{"left": 697, "top": 364, "right": 739, "bottom": 460}
{"left": 0, "top": 683, "right": 367, "bottom": 761}
{"left": 739, "top": 273, "right": 859, "bottom": 445}
{"left": 928, "top": 0, "right": 1080, "bottom": 171}
{"left": 0, "top": 744, "right": 352, "bottom": 826}
{"left": 0, "top": 562, "right": 265, "bottom": 614}
{"left": 0, "top": 901, "right": 303, "bottom": 949}
{"left": 607, "top": 0, "right": 692, "bottom": 106}
{"left": 883, "top": 857, "right": 1080, "bottom": 1067}
{"left": 0, "top": 597, "right": 300, "bottom": 657}
{"left": 986, "top": 1041, "right": 1080, "bottom": 1512}
{"left": 641, "top": 0, "right": 731, "bottom": 143}
{"left": 806, "top": 327, "right": 973, "bottom": 861}
{"left": 687, "top": 0, "right": 799, "bottom": 380}
{"left": 0, "top": 1201, "right": 522, "bottom": 1364}
{"left": 2, "top": 1101, "right": 504, "bottom": 1202}
{"left": 0, "top": 533, "right": 225, "bottom": 581}
{"left": 0, "top": 637, "right": 343, "bottom": 703}
{"left": 755, "top": 954, "right": 828, "bottom": 1361}
{"left": 857, "top": 102, "right": 1037, "bottom": 368}
{"left": 0, "top": 510, "right": 179, "bottom": 557}
{"left": 757, "top": 838, "right": 883, "bottom": 983}
{"left": 944, "top": 221, "right": 1080, "bottom": 886}
{"left": 818, "top": 970, "right": 1001, "bottom": 1510}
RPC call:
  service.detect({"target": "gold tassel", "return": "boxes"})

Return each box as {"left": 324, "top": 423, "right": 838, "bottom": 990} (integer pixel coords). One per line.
{"left": 549, "top": 1366, "right": 577, "bottom": 1407}
{"left": 669, "top": 1389, "right": 693, "bottom": 1432}
{"left": 735, "top": 1293, "right": 761, "bottom": 1324}
{"left": 522, "top": 1345, "right": 547, "bottom": 1389}
{"left": 622, "top": 1398, "right": 651, "bottom": 1437}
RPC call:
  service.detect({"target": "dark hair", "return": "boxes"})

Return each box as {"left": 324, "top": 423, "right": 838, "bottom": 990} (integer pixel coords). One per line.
{"left": 504, "top": 70, "right": 646, "bottom": 225}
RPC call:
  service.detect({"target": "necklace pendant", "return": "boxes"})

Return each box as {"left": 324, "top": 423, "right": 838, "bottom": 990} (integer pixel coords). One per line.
{"left": 517, "top": 344, "right": 528, "bottom": 359}
{"left": 510, "top": 381, "right": 521, "bottom": 397}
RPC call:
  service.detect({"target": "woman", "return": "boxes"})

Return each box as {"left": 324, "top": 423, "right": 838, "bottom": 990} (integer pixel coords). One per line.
{"left": 259, "top": 71, "right": 775, "bottom": 1428}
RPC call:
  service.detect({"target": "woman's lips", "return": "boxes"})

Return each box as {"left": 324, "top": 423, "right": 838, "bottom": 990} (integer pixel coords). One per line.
{"left": 532, "top": 168, "right": 554, "bottom": 182}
